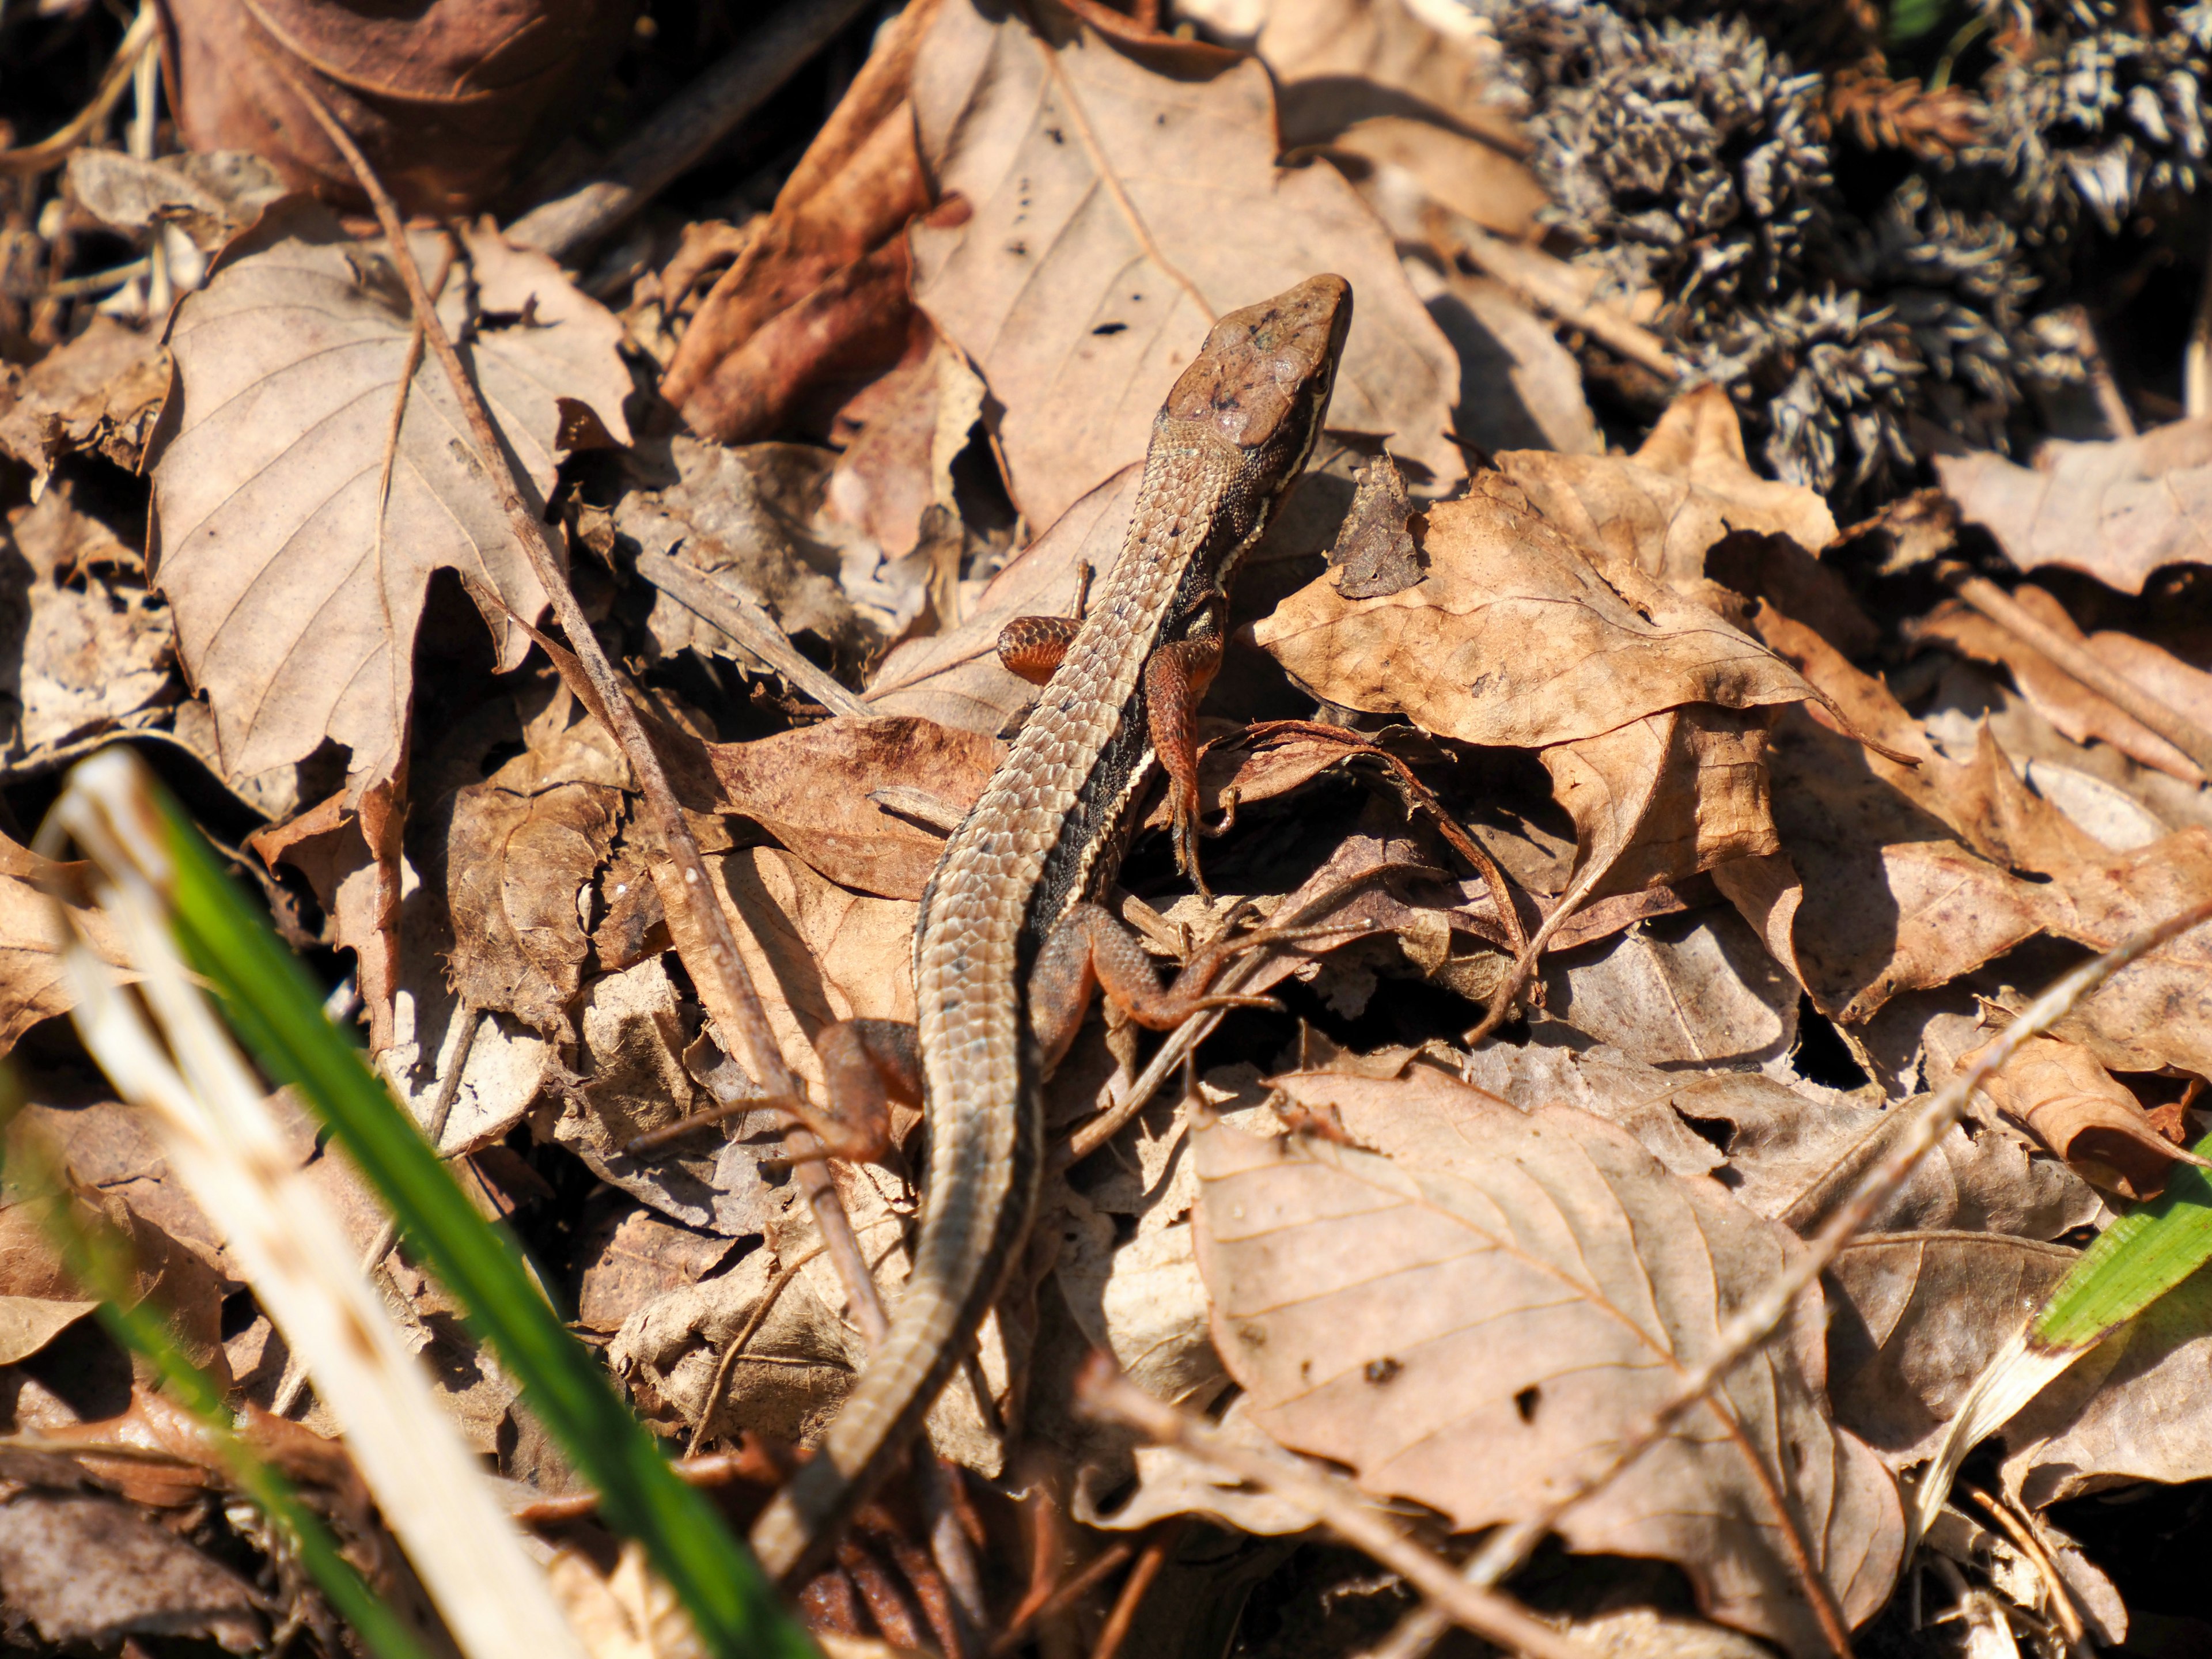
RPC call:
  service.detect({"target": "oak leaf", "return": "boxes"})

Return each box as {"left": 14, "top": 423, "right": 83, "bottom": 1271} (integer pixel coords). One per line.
{"left": 1194, "top": 1066, "right": 1903, "bottom": 1654}
{"left": 908, "top": 0, "right": 1464, "bottom": 531}
{"left": 148, "top": 203, "right": 633, "bottom": 798}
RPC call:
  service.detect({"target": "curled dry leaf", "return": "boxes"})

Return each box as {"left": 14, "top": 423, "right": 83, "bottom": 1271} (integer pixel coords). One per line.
{"left": 162, "top": 0, "right": 635, "bottom": 215}
{"left": 707, "top": 716, "right": 997, "bottom": 901}
{"left": 1194, "top": 1066, "right": 1903, "bottom": 1654}
{"left": 1497, "top": 384, "right": 1838, "bottom": 593}
{"left": 1254, "top": 472, "right": 1826, "bottom": 748}
{"left": 1915, "top": 587, "right": 2212, "bottom": 785}
{"left": 1962, "top": 1033, "right": 2209, "bottom": 1199}
{"left": 64, "top": 150, "right": 287, "bottom": 252}
{"left": 445, "top": 779, "right": 622, "bottom": 1040}
{"left": 0, "top": 315, "right": 169, "bottom": 489}
{"left": 1935, "top": 418, "right": 2212, "bottom": 596}
{"left": 908, "top": 0, "right": 1464, "bottom": 530}
{"left": 1328, "top": 452, "right": 1423, "bottom": 599}
{"left": 149, "top": 203, "right": 633, "bottom": 797}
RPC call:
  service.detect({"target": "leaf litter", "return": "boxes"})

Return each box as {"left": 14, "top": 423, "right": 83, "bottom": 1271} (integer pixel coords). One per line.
{"left": 18, "top": 0, "right": 2212, "bottom": 1655}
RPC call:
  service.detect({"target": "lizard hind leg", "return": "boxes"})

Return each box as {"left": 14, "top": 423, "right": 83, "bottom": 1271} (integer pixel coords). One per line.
{"left": 1027, "top": 902, "right": 1277, "bottom": 1077}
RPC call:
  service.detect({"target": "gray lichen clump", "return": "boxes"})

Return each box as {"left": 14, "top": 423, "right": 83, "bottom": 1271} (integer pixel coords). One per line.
{"left": 1475, "top": 0, "right": 2212, "bottom": 503}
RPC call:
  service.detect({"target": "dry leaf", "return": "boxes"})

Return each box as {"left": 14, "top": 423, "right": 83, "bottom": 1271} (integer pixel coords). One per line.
{"left": 0, "top": 317, "right": 171, "bottom": 490}
{"left": 0, "top": 1296, "right": 97, "bottom": 1366}
{"left": 1936, "top": 419, "right": 2212, "bottom": 596}
{"left": 1915, "top": 589, "right": 2206, "bottom": 784}
{"left": 575, "top": 1207, "right": 738, "bottom": 1336}
{"left": 1963, "top": 1034, "right": 2209, "bottom": 1199}
{"left": 1255, "top": 473, "right": 1825, "bottom": 748}
{"left": 0, "top": 832, "right": 129, "bottom": 1058}
{"left": 1410, "top": 264, "right": 1603, "bottom": 457}
{"left": 707, "top": 716, "right": 998, "bottom": 901}
{"left": 0, "top": 482, "right": 177, "bottom": 771}
{"left": 445, "top": 779, "right": 622, "bottom": 1039}
{"left": 149, "top": 203, "right": 632, "bottom": 796}
{"left": 163, "top": 0, "right": 634, "bottom": 215}
{"left": 618, "top": 439, "right": 872, "bottom": 671}
{"left": 1329, "top": 453, "right": 1423, "bottom": 599}
{"left": 1537, "top": 907, "right": 1799, "bottom": 1071}
{"left": 65, "top": 150, "right": 287, "bottom": 251}
{"left": 1497, "top": 384, "right": 1838, "bottom": 592}
{"left": 0, "top": 1488, "right": 262, "bottom": 1653}
{"left": 908, "top": 0, "right": 1464, "bottom": 530}
{"left": 1196, "top": 1068, "right": 1903, "bottom": 1654}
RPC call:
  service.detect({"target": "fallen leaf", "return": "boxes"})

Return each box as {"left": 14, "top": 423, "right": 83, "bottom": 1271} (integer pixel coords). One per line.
{"left": 575, "top": 1206, "right": 740, "bottom": 1336}
{"left": 1255, "top": 473, "right": 1827, "bottom": 748}
{"left": 65, "top": 149, "right": 287, "bottom": 251}
{"left": 908, "top": 0, "right": 1464, "bottom": 530}
{"left": 1409, "top": 264, "right": 1603, "bottom": 457}
{"left": 0, "top": 1489, "right": 262, "bottom": 1652}
{"left": 1964, "top": 1035, "right": 2209, "bottom": 1199}
{"left": 0, "top": 832, "right": 130, "bottom": 1058}
{"left": 162, "top": 0, "right": 635, "bottom": 215}
{"left": 0, "top": 316, "right": 169, "bottom": 488}
{"left": 149, "top": 203, "right": 633, "bottom": 796}
{"left": 1915, "top": 589, "right": 2206, "bottom": 784}
{"left": 1935, "top": 418, "right": 2212, "bottom": 596}
{"left": 1537, "top": 907, "right": 1798, "bottom": 1071}
{"left": 445, "top": 779, "right": 622, "bottom": 1040}
{"left": 707, "top": 716, "right": 998, "bottom": 901}
{"left": 1328, "top": 453, "right": 1423, "bottom": 599}
{"left": 0, "top": 1296, "right": 96, "bottom": 1366}
{"left": 0, "top": 481, "right": 178, "bottom": 771}
{"left": 824, "top": 335, "right": 988, "bottom": 568}
{"left": 618, "top": 439, "right": 873, "bottom": 673}
{"left": 1196, "top": 1067, "right": 1903, "bottom": 1653}
{"left": 548, "top": 1540, "right": 709, "bottom": 1659}
{"left": 1497, "top": 385, "right": 1838, "bottom": 593}
{"left": 1212, "top": 0, "right": 1543, "bottom": 237}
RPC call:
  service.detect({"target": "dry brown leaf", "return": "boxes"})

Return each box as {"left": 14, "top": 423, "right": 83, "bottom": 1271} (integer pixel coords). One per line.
{"left": 708, "top": 716, "right": 998, "bottom": 901}
{"left": 1411, "top": 265, "right": 1602, "bottom": 457}
{"left": 1915, "top": 589, "right": 2206, "bottom": 784}
{"left": 1824, "top": 1231, "right": 2077, "bottom": 1467}
{"left": 1203, "top": 0, "right": 1546, "bottom": 238}
{"left": 0, "top": 832, "right": 129, "bottom": 1058}
{"left": 163, "top": 0, "right": 634, "bottom": 215}
{"left": 1255, "top": 473, "right": 1825, "bottom": 748}
{"left": 619, "top": 439, "right": 873, "bottom": 671}
{"left": 445, "top": 779, "right": 622, "bottom": 1040}
{"left": 0, "top": 1487, "right": 262, "bottom": 1653}
{"left": 0, "top": 482, "right": 177, "bottom": 772}
{"left": 65, "top": 150, "right": 287, "bottom": 252}
{"left": 1963, "top": 1034, "right": 2207, "bottom": 1199}
{"left": 0, "top": 316, "right": 169, "bottom": 488}
{"left": 1328, "top": 453, "right": 1423, "bottom": 599}
{"left": 1536, "top": 908, "right": 1798, "bottom": 1071}
{"left": 575, "top": 1207, "right": 738, "bottom": 1336}
{"left": 1497, "top": 384, "right": 1838, "bottom": 592}
{"left": 823, "top": 336, "right": 987, "bottom": 568}
{"left": 908, "top": 0, "right": 1464, "bottom": 530}
{"left": 149, "top": 202, "right": 632, "bottom": 797}
{"left": 1195, "top": 1067, "right": 1903, "bottom": 1654}
{"left": 548, "top": 1540, "right": 709, "bottom": 1659}
{"left": 0, "top": 1296, "right": 97, "bottom": 1367}
{"left": 1936, "top": 418, "right": 2212, "bottom": 596}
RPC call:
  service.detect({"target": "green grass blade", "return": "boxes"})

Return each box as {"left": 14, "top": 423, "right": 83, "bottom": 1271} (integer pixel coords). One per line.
{"left": 147, "top": 785, "right": 815, "bottom": 1659}
{"left": 2033, "top": 1129, "right": 2212, "bottom": 1353}
{"left": 5, "top": 1135, "right": 437, "bottom": 1659}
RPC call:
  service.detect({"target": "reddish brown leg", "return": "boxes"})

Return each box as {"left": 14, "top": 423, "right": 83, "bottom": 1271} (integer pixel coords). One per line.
{"left": 810, "top": 1018, "right": 923, "bottom": 1164}
{"left": 1028, "top": 902, "right": 1277, "bottom": 1074}
{"left": 998, "top": 615, "right": 1081, "bottom": 687}
{"left": 1143, "top": 634, "right": 1224, "bottom": 891}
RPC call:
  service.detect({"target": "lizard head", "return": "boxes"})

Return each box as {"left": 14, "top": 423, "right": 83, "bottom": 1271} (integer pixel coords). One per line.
{"left": 1164, "top": 274, "right": 1353, "bottom": 460}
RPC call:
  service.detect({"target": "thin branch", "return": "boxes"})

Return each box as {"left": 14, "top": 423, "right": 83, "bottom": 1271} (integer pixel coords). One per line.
{"left": 278, "top": 72, "right": 889, "bottom": 1347}
{"left": 1079, "top": 1365, "right": 1594, "bottom": 1659}
{"left": 632, "top": 551, "right": 872, "bottom": 718}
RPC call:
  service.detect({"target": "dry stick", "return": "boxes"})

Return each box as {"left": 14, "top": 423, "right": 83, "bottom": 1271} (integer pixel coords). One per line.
{"left": 505, "top": 0, "right": 877, "bottom": 262}
{"left": 1081, "top": 1368, "right": 1594, "bottom": 1659}
{"left": 1364, "top": 896, "right": 2212, "bottom": 1659}
{"left": 632, "top": 550, "right": 872, "bottom": 718}
{"left": 2191, "top": 221, "right": 2212, "bottom": 419}
{"left": 1962, "top": 1487, "right": 2086, "bottom": 1651}
{"left": 1940, "top": 563, "right": 2212, "bottom": 779}
{"left": 282, "top": 76, "right": 889, "bottom": 1347}
{"left": 1444, "top": 215, "right": 1685, "bottom": 384}
{"left": 988, "top": 1540, "right": 1138, "bottom": 1658}
{"left": 1087, "top": 1521, "right": 1179, "bottom": 1659}
{"left": 1463, "top": 840, "right": 1620, "bottom": 1048}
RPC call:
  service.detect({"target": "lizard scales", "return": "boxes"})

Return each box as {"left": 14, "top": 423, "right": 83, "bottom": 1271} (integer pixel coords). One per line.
{"left": 751, "top": 275, "right": 1353, "bottom": 1584}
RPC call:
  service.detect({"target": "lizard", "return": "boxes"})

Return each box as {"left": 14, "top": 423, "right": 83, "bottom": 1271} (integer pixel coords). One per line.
{"left": 749, "top": 275, "right": 1354, "bottom": 1586}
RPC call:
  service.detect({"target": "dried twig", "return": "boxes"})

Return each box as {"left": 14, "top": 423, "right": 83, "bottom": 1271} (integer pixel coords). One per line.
{"left": 506, "top": 0, "right": 877, "bottom": 262}
{"left": 1367, "top": 896, "right": 2212, "bottom": 1659}
{"left": 1080, "top": 1365, "right": 1593, "bottom": 1659}
{"left": 1940, "top": 563, "right": 2212, "bottom": 778}
{"left": 279, "top": 73, "right": 889, "bottom": 1346}
{"left": 1441, "top": 214, "right": 1685, "bottom": 384}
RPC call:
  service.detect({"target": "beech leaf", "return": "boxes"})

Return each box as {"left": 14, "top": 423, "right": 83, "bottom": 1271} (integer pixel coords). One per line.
{"left": 1194, "top": 1067, "right": 1903, "bottom": 1655}
{"left": 148, "top": 203, "right": 633, "bottom": 796}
